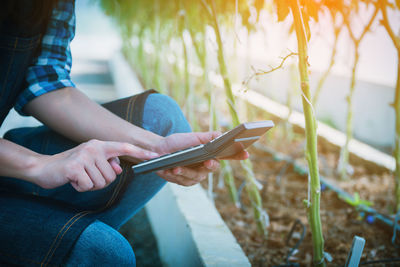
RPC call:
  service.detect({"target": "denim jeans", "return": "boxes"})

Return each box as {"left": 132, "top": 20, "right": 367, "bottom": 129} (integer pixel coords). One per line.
{"left": 0, "top": 93, "right": 191, "bottom": 266}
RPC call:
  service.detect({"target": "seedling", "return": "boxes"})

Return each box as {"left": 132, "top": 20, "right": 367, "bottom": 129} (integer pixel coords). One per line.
{"left": 340, "top": 192, "right": 373, "bottom": 208}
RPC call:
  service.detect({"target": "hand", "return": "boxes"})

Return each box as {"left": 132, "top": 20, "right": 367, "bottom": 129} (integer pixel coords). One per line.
{"left": 154, "top": 132, "right": 249, "bottom": 186}
{"left": 30, "top": 139, "right": 159, "bottom": 192}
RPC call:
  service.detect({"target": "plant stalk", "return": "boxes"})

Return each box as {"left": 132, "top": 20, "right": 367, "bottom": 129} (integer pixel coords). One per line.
{"left": 181, "top": 33, "right": 198, "bottom": 131}
{"left": 312, "top": 24, "right": 340, "bottom": 107}
{"left": 394, "top": 52, "right": 400, "bottom": 211}
{"left": 210, "top": 0, "right": 266, "bottom": 235}
{"left": 338, "top": 47, "right": 359, "bottom": 180}
{"left": 379, "top": 0, "right": 400, "bottom": 212}
{"left": 290, "top": 0, "right": 325, "bottom": 265}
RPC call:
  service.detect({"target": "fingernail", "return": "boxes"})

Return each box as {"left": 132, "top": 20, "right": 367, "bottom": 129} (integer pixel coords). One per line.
{"left": 115, "top": 157, "right": 120, "bottom": 164}
{"left": 175, "top": 168, "right": 182, "bottom": 175}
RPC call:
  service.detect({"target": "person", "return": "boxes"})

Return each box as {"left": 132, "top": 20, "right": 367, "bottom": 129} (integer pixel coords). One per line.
{"left": 0, "top": 0, "right": 248, "bottom": 266}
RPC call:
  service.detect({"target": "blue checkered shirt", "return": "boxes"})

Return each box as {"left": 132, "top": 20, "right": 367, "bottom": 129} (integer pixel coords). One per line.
{"left": 15, "top": 0, "right": 76, "bottom": 114}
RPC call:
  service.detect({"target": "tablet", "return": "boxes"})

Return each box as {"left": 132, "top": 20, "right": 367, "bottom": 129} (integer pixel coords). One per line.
{"left": 132, "top": 120, "right": 274, "bottom": 175}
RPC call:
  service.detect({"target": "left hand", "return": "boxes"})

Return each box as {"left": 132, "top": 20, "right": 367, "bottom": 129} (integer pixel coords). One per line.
{"left": 154, "top": 132, "right": 249, "bottom": 186}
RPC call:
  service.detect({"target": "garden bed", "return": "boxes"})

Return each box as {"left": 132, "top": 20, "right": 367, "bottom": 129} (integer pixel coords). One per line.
{"left": 112, "top": 50, "right": 400, "bottom": 266}
{"left": 202, "top": 116, "right": 400, "bottom": 266}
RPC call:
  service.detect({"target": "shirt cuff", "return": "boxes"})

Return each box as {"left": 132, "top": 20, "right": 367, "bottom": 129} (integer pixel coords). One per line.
{"left": 15, "top": 78, "right": 75, "bottom": 116}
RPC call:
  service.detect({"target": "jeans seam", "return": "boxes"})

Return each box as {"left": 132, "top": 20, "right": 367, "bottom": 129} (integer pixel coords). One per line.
{"left": 40, "top": 210, "right": 88, "bottom": 265}
{"left": 126, "top": 96, "right": 134, "bottom": 123}
{"left": 41, "top": 162, "right": 129, "bottom": 265}
{"left": 42, "top": 211, "right": 93, "bottom": 267}
{"left": 104, "top": 165, "right": 128, "bottom": 208}
{"left": 45, "top": 167, "right": 129, "bottom": 266}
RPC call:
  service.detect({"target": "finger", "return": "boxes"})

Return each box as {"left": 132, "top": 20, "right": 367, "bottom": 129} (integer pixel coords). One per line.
{"left": 71, "top": 172, "right": 94, "bottom": 192}
{"left": 157, "top": 170, "right": 197, "bottom": 186}
{"left": 219, "top": 150, "right": 249, "bottom": 160}
{"left": 85, "top": 165, "right": 106, "bottom": 190}
{"left": 171, "top": 167, "right": 208, "bottom": 183}
{"left": 102, "top": 141, "right": 159, "bottom": 160}
{"left": 108, "top": 157, "right": 123, "bottom": 174}
{"left": 202, "top": 159, "right": 220, "bottom": 172}
{"left": 169, "top": 131, "right": 222, "bottom": 150}
{"left": 193, "top": 131, "right": 222, "bottom": 144}
{"left": 96, "top": 159, "right": 118, "bottom": 184}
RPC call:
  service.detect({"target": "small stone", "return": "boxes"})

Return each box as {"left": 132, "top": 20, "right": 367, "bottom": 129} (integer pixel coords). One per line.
{"left": 369, "top": 249, "right": 377, "bottom": 258}
{"left": 236, "top": 220, "right": 246, "bottom": 227}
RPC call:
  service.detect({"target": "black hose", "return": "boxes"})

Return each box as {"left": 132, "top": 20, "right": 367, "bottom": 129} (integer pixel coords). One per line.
{"left": 272, "top": 219, "right": 306, "bottom": 267}
{"left": 360, "top": 258, "right": 400, "bottom": 265}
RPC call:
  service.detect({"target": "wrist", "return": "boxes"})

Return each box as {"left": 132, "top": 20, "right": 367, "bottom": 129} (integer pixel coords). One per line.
{"left": 130, "top": 132, "right": 164, "bottom": 152}
{"left": 24, "top": 153, "right": 47, "bottom": 185}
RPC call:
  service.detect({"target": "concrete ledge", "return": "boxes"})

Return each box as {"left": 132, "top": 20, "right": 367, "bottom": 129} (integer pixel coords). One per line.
{"left": 109, "top": 51, "right": 251, "bottom": 267}
{"left": 146, "top": 184, "right": 250, "bottom": 267}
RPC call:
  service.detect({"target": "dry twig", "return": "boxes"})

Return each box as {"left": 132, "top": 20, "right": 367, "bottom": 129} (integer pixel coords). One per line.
{"left": 242, "top": 51, "right": 298, "bottom": 89}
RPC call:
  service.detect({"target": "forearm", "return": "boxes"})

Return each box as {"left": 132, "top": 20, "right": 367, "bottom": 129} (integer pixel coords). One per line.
{"left": 24, "top": 87, "right": 163, "bottom": 151}
{"left": 0, "top": 138, "right": 40, "bottom": 182}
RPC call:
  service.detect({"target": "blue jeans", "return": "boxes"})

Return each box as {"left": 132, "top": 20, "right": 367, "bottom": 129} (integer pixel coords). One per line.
{"left": 1, "top": 93, "right": 191, "bottom": 266}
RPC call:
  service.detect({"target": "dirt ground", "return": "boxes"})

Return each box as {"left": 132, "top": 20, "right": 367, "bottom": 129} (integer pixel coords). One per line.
{"left": 202, "top": 120, "right": 400, "bottom": 266}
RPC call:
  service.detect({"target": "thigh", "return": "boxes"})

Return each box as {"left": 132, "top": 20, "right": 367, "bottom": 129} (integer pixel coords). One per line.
{"left": 64, "top": 220, "right": 135, "bottom": 267}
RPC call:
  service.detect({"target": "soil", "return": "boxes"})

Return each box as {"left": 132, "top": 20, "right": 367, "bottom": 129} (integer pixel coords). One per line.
{"left": 202, "top": 119, "right": 400, "bottom": 267}
{"left": 127, "top": 51, "right": 400, "bottom": 266}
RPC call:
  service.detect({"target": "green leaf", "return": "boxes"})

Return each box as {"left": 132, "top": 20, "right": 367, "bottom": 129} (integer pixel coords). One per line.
{"left": 354, "top": 192, "right": 360, "bottom": 203}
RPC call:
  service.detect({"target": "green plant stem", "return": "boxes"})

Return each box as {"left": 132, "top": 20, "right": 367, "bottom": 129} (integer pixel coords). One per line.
{"left": 312, "top": 24, "right": 341, "bottom": 107}
{"left": 379, "top": 0, "right": 400, "bottom": 212}
{"left": 338, "top": 47, "right": 359, "bottom": 180}
{"left": 210, "top": 0, "right": 266, "bottom": 235}
{"left": 181, "top": 33, "right": 197, "bottom": 130}
{"left": 339, "top": 5, "right": 378, "bottom": 180}
{"left": 290, "top": 0, "right": 324, "bottom": 265}
{"left": 220, "top": 160, "right": 239, "bottom": 204}
{"left": 210, "top": 0, "right": 240, "bottom": 127}
{"left": 137, "top": 28, "right": 149, "bottom": 87}
{"left": 394, "top": 52, "right": 400, "bottom": 212}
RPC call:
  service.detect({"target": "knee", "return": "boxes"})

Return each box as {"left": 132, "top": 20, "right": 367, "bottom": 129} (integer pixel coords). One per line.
{"left": 142, "top": 93, "right": 191, "bottom": 136}
{"left": 65, "top": 221, "right": 135, "bottom": 266}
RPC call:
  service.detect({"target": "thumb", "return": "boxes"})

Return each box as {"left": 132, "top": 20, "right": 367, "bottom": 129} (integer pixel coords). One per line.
{"left": 195, "top": 131, "right": 222, "bottom": 144}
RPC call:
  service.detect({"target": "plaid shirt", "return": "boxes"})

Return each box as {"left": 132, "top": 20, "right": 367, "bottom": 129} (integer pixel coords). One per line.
{"left": 15, "top": 0, "right": 76, "bottom": 114}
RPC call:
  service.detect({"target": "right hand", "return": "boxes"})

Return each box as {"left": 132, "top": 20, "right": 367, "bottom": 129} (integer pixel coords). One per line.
{"left": 30, "top": 139, "right": 159, "bottom": 192}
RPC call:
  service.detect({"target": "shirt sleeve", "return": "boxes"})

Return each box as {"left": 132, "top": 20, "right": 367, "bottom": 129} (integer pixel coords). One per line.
{"left": 14, "top": 0, "right": 76, "bottom": 115}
